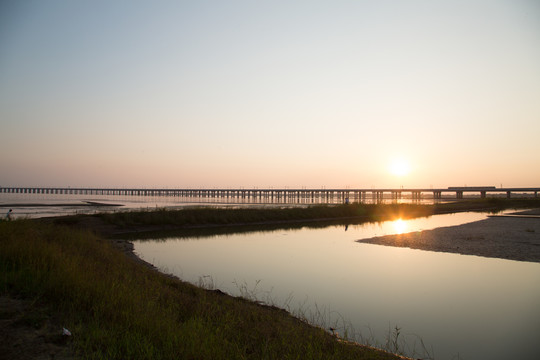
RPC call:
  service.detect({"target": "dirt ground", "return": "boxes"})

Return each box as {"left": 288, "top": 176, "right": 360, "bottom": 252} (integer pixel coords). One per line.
{"left": 0, "top": 297, "right": 74, "bottom": 360}
{"left": 358, "top": 209, "right": 540, "bottom": 263}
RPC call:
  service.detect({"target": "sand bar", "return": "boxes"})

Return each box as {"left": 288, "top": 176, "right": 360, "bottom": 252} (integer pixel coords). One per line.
{"left": 358, "top": 209, "right": 540, "bottom": 263}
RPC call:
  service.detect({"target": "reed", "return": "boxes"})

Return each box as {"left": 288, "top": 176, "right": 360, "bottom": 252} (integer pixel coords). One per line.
{"left": 90, "top": 198, "right": 540, "bottom": 236}
{"left": 96, "top": 203, "right": 434, "bottom": 228}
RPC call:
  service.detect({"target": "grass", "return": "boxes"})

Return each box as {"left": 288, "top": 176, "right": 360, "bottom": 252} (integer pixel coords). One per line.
{"left": 0, "top": 219, "right": 405, "bottom": 359}
{"left": 95, "top": 203, "right": 434, "bottom": 229}
{"left": 88, "top": 198, "right": 540, "bottom": 237}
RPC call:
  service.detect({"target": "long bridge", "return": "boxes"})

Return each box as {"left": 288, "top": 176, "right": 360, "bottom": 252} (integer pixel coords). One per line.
{"left": 1, "top": 186, "right": 538, "bottom": 203}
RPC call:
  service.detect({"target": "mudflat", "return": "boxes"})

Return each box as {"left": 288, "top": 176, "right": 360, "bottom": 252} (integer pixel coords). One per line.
{"left": 358, "top": 209, "right": 540, "bottom": 263}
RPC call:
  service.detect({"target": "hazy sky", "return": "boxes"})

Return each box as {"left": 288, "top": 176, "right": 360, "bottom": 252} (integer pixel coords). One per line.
{"left": 1, "top": 0, "right": 539, "bottom": 188}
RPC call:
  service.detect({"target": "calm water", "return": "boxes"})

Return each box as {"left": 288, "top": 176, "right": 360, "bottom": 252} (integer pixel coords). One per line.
{"left": 0, "top": 192, "right": 279, "bottom": 218}
{"left": 134, "top": 213, "right": 540, "bottom": 360}
{"left": 1, "top": 191, "right": 446, "bottom": 219}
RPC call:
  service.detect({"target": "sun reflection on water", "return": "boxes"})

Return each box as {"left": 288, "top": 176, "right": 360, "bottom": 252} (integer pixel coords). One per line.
{"left": 391, "top": 218, "right": 408, "bottom": 234}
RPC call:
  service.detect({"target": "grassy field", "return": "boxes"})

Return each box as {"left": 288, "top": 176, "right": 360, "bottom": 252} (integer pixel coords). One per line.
{"left": 2, "top": 198, "right": 539, "bottom": 359}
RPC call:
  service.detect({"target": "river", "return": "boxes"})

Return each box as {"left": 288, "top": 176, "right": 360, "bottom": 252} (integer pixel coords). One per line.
{"left": 133, "top": 212, "right": 540, "bottom": 360}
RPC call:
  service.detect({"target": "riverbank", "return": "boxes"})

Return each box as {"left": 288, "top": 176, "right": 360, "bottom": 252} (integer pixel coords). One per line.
{"left": 359, "top": 209, "right": 540, "bottom": 263}
{"left": 1, "top": 219, "right": 410, "bottom": 359}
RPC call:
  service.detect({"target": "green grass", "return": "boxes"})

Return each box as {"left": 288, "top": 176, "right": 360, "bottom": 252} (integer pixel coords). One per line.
{"left": 0, "top": 220, "right": 403, "bottom": 359}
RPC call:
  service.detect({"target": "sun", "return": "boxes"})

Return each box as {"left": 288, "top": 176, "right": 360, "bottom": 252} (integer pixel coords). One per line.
{"left": 389, "top": 158, "right": 411, "bottom": 177}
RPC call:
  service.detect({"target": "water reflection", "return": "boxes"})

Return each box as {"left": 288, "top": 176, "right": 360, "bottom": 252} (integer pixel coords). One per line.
{"left": 391, "top": 218, "right": 407, "bottom": 234}
{"left": 133, "top": 212, "right": 540, "bottom": 360}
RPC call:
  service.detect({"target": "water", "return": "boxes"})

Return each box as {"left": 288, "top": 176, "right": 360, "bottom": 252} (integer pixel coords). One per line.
{"left": 133, "top": 213, "right": 540, "bottom": 360}
{"left": 1, "top": 191, "right": 449, "bottom": 219}
{"left": 0, "top": 192, "right": 282, "bottom": 218}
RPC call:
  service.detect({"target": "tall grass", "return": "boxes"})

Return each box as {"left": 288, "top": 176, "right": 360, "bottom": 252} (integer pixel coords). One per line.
{"left": 0, "top": 220, "right": 404, "bottom": 359}
{"left": 97, "top": 203, "right": 434, "bottom": 228}
{"left": 96, "top": 198, "right": 540, "bottom": 230}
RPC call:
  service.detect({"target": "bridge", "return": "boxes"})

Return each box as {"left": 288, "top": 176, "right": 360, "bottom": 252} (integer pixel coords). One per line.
{"left": 1, "top": 186, "right": 538, "bottom": 203}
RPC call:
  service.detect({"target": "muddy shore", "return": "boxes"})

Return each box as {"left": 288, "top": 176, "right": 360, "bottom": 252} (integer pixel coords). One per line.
{"left": 358, "top": 209, "right": 540, "bottom": 263}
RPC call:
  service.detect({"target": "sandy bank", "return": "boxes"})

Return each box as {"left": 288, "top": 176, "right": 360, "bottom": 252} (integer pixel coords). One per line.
{"left": 358, "top": 209, "right": 540, "bottom": 263}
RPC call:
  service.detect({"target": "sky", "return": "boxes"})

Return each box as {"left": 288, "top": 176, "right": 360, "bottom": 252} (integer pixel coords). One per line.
{"left": 1, "top": 0, "right": 539, "bottom": 189}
